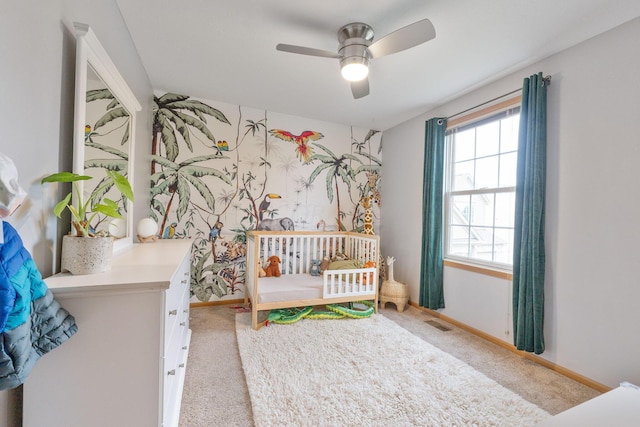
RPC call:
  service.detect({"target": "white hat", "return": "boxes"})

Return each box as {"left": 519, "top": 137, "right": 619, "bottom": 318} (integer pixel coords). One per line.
{"left": 0, "top": 152, "right": 27, "bottom": 218}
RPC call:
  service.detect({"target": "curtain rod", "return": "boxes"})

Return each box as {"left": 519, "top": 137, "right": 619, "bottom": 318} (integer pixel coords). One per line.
{"left": 439, "top": 75, "right": 551, "bottom": 124}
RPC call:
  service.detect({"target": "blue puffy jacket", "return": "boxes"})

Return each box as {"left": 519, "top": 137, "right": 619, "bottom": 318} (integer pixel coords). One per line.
{"left": 0, "top": 221, "right": 77, "bottom": 390}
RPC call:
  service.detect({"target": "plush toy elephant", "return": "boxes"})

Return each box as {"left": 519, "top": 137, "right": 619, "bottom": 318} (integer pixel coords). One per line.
{"left": 257, "top": 217, "right": 295, "bottom": 231}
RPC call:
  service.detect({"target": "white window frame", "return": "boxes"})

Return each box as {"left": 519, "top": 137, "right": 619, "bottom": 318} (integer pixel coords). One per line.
{"left": 444, "top": 98, "right": 521, "bottom": 272}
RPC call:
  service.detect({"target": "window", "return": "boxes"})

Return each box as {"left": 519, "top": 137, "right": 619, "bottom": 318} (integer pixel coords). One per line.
{"left": 445, "top": 103, "right": 520, "bottom": 270}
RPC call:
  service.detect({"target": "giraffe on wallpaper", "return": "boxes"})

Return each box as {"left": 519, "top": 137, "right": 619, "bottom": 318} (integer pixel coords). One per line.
{"left": 361, "top": 195, "right": 375, "bottom": 235}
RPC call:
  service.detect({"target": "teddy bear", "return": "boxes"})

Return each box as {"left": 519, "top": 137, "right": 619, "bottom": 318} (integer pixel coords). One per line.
{"left": 319, "top": 256, "right": 330, "bottom": 273}
{"left": 309, "top": 259, "right": 321, "bottom": 276}
{"left": 264, "top": 255, "right": 281, "bottom": 277}
{"left": 361, "top": 261, "right": 376, "bottom": 285}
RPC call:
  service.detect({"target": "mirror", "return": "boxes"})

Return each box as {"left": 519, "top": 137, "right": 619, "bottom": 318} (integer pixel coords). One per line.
{"left": 73, "top": 22, "right": 141, "bottom": 252}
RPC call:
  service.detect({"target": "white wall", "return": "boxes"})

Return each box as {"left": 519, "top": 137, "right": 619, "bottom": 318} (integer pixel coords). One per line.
{"left": 381, "top": 17, "right": 640, "bottom": 389}
{"left": 0, "top": 1, "right": 153, "bottom": 425}
{"left": 443, "top": 267, "right": 512, "bottom": 341}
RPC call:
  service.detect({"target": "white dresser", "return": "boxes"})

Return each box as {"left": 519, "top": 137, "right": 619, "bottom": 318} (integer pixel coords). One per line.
{"left": 24, "top": 239, "right": 193, "bottom": 427}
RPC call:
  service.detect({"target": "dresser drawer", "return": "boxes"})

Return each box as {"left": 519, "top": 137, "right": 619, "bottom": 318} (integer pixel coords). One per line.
{"left": 163, "top": 352, "right": 179, "bottom": 424}
{"left": 164, "top": 317, "right": 188, "bottom": 378}
{"left": 178, "top": 283, "right": 190, "bottom": 340}
{"left": 164, "top": 255, "right": 190, "bottom": 345}
{"left": 163, "top": 278, "right": 191, "bottom": 427}
{"left": 165, "top": 255, "right": 190, "bottom": 305}
{"left": 165, "top": 276, "right": 190, "bottom": 350}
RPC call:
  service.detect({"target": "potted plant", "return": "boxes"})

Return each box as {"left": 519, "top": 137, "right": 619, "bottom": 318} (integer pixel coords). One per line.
{"left": 41, "top": 170, "right": 134, "bottom": 274}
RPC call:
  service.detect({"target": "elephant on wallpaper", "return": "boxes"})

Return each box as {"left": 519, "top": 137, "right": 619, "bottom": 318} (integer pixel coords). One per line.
{"left": 257, "top": 217, "right": 295, "bottom": 231}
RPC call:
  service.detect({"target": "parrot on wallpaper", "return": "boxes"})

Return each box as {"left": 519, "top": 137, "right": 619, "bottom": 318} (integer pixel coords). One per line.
{"left": 163, "top": 222, "right": 177, "bottom": 239}
{"left": 84, "top": 125, "right": 93, "bottom": 142}
{"left": 268, "top": 129, "right": 323, "bottom": 164}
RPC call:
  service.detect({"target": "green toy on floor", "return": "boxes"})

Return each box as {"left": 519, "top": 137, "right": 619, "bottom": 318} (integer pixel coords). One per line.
{"left": 266, "top": 301, "right": 374, "bottom": 325}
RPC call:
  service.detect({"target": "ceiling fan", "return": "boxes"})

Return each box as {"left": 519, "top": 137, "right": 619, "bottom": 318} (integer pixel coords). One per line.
{"left": 276, "top": 19, "right": 436, "bottom": 99}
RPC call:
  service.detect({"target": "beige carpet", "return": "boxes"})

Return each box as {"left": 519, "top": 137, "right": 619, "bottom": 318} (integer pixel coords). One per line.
{"left": 236, "top": 312, "right": 550, "bottom": 426}
{"left": 179, "top": 305, "right": 600, "bottom": 426}
{"left": 179, "top": 305, "right": 254, "bottom": 426}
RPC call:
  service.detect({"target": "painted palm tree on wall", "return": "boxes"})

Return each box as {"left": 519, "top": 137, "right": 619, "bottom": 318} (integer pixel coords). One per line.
{"left": 353, "top": 145, "right": 382, "bottom": 227}
{"left": 152, "top": 93, "right": 231, "bottom": 174}
{"left": 308, "top": 144, "right": 362, "bottom": 230}
{"left": 347, "top": 129, "right": 382, "bottom": 231}
{"left": 150, "top": 154, "right": 232, "bottom": 239}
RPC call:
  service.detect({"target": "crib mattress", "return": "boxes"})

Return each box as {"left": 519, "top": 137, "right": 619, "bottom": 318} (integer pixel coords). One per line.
{"left": 256, "top": 274, "right": 324, "bottom": 304}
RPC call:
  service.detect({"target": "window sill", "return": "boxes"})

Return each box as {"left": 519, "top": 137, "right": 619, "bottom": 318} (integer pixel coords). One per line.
{"left": 443, "top": 259, "right": 513, "bottom": 280}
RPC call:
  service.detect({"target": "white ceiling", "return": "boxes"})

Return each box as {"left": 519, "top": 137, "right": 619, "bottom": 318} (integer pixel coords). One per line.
{"left": 116, "top": 0, "right": 640, "bottom": 130}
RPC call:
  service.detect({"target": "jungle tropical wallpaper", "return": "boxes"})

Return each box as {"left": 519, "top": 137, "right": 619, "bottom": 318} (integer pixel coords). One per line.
{"left": 150, "top": 92, "right": 382, "bottom": 303}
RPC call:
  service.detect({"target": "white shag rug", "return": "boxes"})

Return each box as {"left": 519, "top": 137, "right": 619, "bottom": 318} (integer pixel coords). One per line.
{"left": 236, "top": 312, "right": 550, "bottom": 427}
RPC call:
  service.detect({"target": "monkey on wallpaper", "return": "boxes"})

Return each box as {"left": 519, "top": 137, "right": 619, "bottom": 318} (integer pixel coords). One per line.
{"left": 209, "top": 220, "right": 223, "bottom": 243}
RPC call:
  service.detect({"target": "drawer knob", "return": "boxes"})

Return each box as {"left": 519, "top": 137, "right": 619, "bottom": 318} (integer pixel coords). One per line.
{"left": 180, "top": 322, "right": 186, "bottom": 326}
{"left": 181, "top": 279, "right": 187, "bottom": 284}
{"left": 169, "top": 309, "right": 177, "bottom": 316}
{"left": 179, "top": 363, "right": 185, "bottom": 368}
{"left": 182, "top": 346, "right": 188, "bottom": 350}
{"left": 167, "top": 369, "right": 176, "bottom": 376}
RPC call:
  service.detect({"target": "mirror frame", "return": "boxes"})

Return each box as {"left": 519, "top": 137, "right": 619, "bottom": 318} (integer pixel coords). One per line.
{"left": 73, "top": 22, "right": 142, "bottom": 252}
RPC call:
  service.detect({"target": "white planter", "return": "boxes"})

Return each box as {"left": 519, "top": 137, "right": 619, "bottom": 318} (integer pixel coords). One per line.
{"left": 61, "top": 235, "right": 113, "bottom": 275}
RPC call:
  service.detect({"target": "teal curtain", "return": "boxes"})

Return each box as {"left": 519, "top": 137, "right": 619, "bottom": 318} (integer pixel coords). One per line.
{"left": 419, "top": 117, "right": 447, "bottom": 309}
{"left": 513, "top": 72, "right": 547, "bottom": 354}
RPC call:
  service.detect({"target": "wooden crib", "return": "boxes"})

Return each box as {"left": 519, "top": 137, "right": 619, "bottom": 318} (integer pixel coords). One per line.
{"left": 245, "top": 230, "right": 380, "bottom": 329}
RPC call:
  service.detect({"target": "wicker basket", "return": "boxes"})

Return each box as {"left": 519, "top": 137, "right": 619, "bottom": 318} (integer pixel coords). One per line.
{"left": 379, "top": 279, "right": 408, "bottom": 312}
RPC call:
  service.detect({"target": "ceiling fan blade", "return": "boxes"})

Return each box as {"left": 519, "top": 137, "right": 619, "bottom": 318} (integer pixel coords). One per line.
{"left": 351, "top": 78, "right": 369, "bottom": 99}
{"left": 367, "top": 18, "right": 436, "bottom": 59}
{"left": 276, "top": 43, "right": 342, "bottom": 59}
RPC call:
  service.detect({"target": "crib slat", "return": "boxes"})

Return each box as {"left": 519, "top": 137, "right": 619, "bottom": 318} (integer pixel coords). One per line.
{"left": 302, "top": 234, "right": 306, "bottom": 274}
{"left": 297, "top": 235, "right": 302, "bottom": 274}
{"left": 295, "top": 236, "right": 299, "bottom": 274}
{"left": 311, "top": 236, "right": 317, "bottom": 270}
{"left": 279, "top": 236, "right": 284, "bottom": 274}
{"left": 306, "top": 235, "right": 312, "bottom": 273}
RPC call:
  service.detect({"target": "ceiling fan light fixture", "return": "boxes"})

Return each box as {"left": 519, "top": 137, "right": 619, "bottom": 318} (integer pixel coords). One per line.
{"left": 341, "top": 58, "right": 369, "bottom": 81}
{"left": 276, "top": 19, "right": 435, "bottom": 98}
